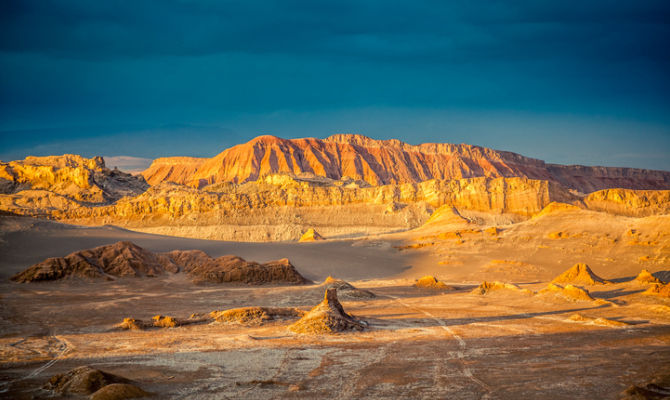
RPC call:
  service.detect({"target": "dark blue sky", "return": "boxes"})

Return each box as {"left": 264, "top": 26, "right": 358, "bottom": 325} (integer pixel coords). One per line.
{"left": 1, "top": 1, "right": 669, "bottom": 170}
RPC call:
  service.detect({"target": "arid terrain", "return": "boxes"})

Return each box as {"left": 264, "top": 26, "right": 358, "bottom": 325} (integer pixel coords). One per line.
{"left": 1, "top": 135, "right": 669, "bottom": 399}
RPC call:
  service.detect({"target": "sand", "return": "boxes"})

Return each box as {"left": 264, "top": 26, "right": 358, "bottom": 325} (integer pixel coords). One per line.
{"left": 1, "top": 214, "right": 669, "bottom": 399}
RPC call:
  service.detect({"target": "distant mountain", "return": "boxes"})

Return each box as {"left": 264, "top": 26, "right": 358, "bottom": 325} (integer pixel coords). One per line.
{"left": 141, "top": 134, "right": 670, "bottom": 193}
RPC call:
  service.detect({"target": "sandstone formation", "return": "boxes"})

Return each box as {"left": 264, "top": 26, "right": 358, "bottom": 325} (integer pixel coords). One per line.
{"left": 45, "top": 366, "right": 132, "bottom": 395}
{"left": 289, "top": 289, "right": 366, "bottom": 334}
{"left": 90, "top": 383, "right": 153, "bottom": 400}
{"left": 11, "top": 241, "right": 308, "bottom": 285}
{"left": 421, "top": 205, "right": 470, "bottom": 227}
{"left": 551, "top": 263, "right": 610, "bottom": 286}
{"left": 644, "top": 283, "right": 670, "bottom": 298}
{"left": 166, "top": 251, "right": 309, "bottom": 285}
{"left": 534, "top": 202, "right": 582, "bottom": 218}
{"left": 299, "top": 228, "right": 325, "bottom": 242}
{"left": 414, "top": 276, "right": 454, "bottom": 290}
{"left": 11, "top": 241, "right": 178, "bottom": 282}
{"left": 1, "top": 135, "right": 669, "bottom": 244}
{"left": 321, "top": 276, "right": 376, "bottom": 299}
{"left": 0, "top": 154, "right": 148, "bottom": 204}
{"left": 634, "top": 269, "right": 664, "bottom": 284}
{"left": 566, "top": 314, "right": 630, "bottom": 327}
{"left": 538, "top": 283, "right": 595, "bottom": 302}
{"left": 470, "top": 281, "right": 532, "bottom": 295}
{"left": 141, "top": 156, "right": 207, "bottom": 186}
{"left": 210, "top": 307, "right": 305, "bottom": 325}
{"left": 582, "top": 188, "right": 670, "bottom": 217}
{"left": 142, "top": 134, "right": 670, "bottom": 192}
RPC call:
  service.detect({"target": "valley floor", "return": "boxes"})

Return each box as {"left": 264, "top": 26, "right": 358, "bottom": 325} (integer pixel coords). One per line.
{"left": 0, "top": 215, "right": 669, "bottom": 399}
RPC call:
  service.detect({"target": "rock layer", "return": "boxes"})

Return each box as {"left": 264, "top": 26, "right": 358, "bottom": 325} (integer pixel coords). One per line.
{"left": 142, "top": 134, "right": 670, "bottom": 192}
{"left": 0, "top": 154, "right": 148, "bottom": 204}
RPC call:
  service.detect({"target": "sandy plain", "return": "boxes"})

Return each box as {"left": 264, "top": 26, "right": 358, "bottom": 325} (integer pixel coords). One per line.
{"left": 0, "top": 210, "right": 669, "bottom": 399}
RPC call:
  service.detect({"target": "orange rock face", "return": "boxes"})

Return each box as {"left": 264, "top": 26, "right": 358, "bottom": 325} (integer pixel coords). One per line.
{"left": 0, "top": 154, "right": 148, "bottom": 204}
{"left": 141, "top": 134, "right": 670, "bottom": 192}
{"left": 141, "top": 156, "right": 207, "bottom": 186}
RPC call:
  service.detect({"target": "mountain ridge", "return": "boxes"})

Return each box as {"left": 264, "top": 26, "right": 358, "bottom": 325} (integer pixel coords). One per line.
{"left": 141, "top": 134, "right": 670, "bottom": 192}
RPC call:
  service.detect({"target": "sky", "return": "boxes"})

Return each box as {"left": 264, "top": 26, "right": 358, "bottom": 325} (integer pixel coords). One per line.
{"left": 1, "top": 0, "right": 669, "bottom": 171}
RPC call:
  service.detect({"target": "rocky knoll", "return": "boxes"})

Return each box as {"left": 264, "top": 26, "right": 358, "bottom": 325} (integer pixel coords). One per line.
{"left": 165, "top": 250, "right": 309, "bottom": 284}
{"left": 289, "top": 288, "right": 367, "bottom": 334}
{"left": 11, "top": 241, "right": 177, "bottom": 282}
{"left": 11, "top": 241, "right": 308, "bottom": 284}
{"left": 0, "top": 154, "right": 148, "bottom": 204}
{"left": 142, "top": 134, "right": 670, "bottom": 192}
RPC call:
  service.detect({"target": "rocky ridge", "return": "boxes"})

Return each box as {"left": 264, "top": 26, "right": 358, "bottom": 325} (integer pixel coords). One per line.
{"left": 11, "top": 241, "right": 308, "bottom": 284}
{"left": 142, "top": 134, "right": 670, "bottom": 192}
{"left": 0, "top": 154, "right": 148, "bottom": 204}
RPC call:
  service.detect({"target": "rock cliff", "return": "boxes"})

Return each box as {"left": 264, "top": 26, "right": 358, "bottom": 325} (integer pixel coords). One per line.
{"left": 141, "top": 134, "right": 670, "bottom": 192}
{"left": 0, "top": 154, "right": 148, "bottom": 204}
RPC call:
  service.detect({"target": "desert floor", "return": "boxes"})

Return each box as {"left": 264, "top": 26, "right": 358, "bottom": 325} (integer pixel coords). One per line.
{"left": 0, "top": 215, "right": 669, "bottom": 399}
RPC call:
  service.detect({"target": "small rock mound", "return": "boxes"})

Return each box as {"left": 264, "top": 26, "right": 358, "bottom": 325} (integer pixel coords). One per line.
{"left": 566, "top": 314, "right": 631, "bottom": 328}
{"left": 117, "top": 315, "right": 185, "bottom": 330}
{"left": 423, "top": 206, "right": 469, "bottom": 227}
{"left": 622, "top": 375, "right": 670, "bottom": 400}
{"left": 535, "top": 202, "right": 581, "bottom": 218}
{"left": 321, "top": 276, "right": 375, "bottom": 298}
{"left": 289, "top": 289, "right": 366, "bottom": 334}
{"left": 210, "top": 307, "right": 305, "bottom": 325}
{"left": 644, "top": 283, "right": 670, "bottom": 298}
{"left": 299, "top": 228, "right": 325, "bottom": 242}
{"left": 90, "top": 383, "right": 153, "bottom": 400}
{"left": 538, "top": 283, "right": 595, "bottom": 302}
{"left": 152, "top": 315, "right": 178, "bottom": 328}
{"left": 118, "top": 318, "right": 146, "bottom": 330}
{"left": 551, "top": 263, "right": 609, "bottom": 286}
{"left": 634, "top": 269, "right": 664, "bottom": 284}
{"left": 414, "top": 276, "right": 454, "bottom": 290}
{"left": 45, "top": 366, "right": 131, "bottom": 395}
{"left": 471, "top": 281, "right": 532, "bottom": 295}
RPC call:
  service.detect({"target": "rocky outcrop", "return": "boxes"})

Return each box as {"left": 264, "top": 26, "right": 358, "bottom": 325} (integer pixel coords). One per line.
{"left": 45, "top": 366, "right": 132, "bottom": 396}
{"left": 551, "top": 263, "right": 609, "bottom": 286}
{"left": 538, "top": 283, "right": 595, "bottom": 301}
{"left": 471, "top": 281, "right": 533, "bottom": 295}
{"left": 644, "top": 283, "right": 670, "bottom": 298}
{"left": 166, "top": 251, "right": 309, "bottom": 284}
{"left": 11, "top": 241, "right": 308, "bottom": 285}
{"left": 0, "top": 154, "right": 148, "bottom": 204}
{"left": 11, "top": 241, "right": 178, "bottom": 282}
{"left": 210, "top": 307, "right": 305, "bottom": 325}
{"left": 140, "top": 134, "right": 670, "bottom": 192}
{"left": 299, "top": 228, "right": 325, "bottom": 242}
{"left": 582, "top": 188, "right": 670, "bottom": 217}
{"left": 289, "top": 289, "right": 366, "bottom": 334}
{"left": 414, "top": 276, "right": 454, "bottom": 290}
{"left": 90, "top": 383, "right": 153, "bottom": 400}
{"left": 321, "top": 276, "right": 375, "bottom": 299}
{"left": 634, "top": 269, "right": 664, "bottom": 284}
